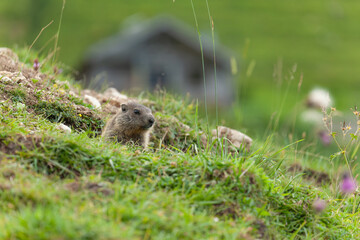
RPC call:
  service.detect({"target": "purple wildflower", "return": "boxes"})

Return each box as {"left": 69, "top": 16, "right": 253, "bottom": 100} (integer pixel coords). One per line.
{"left": 33, "top": 58, "right": 40, "bottom": 71}
{"left": 53, "top": 66, "right": 63, "bottom": 75}
{"left": 341, "top": 173, "right": 357, "bottom": 194}
{"left": 312, "top": 198, "right": 327, "bottom": 213}
{"left": 318, "top": 130, "right": 331, "bottom": 146}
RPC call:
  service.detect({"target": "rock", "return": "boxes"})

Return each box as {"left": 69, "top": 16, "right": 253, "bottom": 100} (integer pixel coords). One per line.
{"left": 0, "top": 71, "right": 26, "bottom": 83}
{"left": 0, "top": 48, "right": 19, "bottom": 72}
{"left": 0, "top": 48, "right": 19, "bottom": 61}
{"left": 103, "top": 87, "right": 128, "bottom": 101}
{"left": 0, "top": 76, "right": 12, "bottom": 83}
{"left": 211, "top": 126, "right": 253, "bottom": 151}
{"left": 57, "top": 123, "right": 72, "bottom": 134}
{"left": 82, "top": 89, "right": 101, "bottom": 100}
{"left": 81, "top": 88, "right": 129, "bottom": 115}
{"left": 84, "top": 94, "right": 101, "bottom": 109}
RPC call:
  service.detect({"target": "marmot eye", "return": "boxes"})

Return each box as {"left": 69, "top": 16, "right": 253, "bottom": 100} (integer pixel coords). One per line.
{"left": 134, "top": 109, "right": 140, "bottom": 115}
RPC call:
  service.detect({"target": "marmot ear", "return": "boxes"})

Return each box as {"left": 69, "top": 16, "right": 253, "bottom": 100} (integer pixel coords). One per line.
{"left": 121, "top": 103, "right": 128, "bottom": 112}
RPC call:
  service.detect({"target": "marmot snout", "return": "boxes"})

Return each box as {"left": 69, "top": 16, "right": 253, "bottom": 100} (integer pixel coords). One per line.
{"left": 102, "top": 101, "right": 155, "bottom": 148}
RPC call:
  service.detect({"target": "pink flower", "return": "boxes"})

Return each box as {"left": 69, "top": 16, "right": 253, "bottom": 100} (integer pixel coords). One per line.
{"left": 312, "top": 198, "right": 327, "bottom": 213}
{"left": 33, "top": 59, "right": 40, "bottom": 71}
{"left": 318, "top": 130, "right": 331, "bottom": 146}
{"left": 341, "top": 174, "right": 357, "bottom": 194}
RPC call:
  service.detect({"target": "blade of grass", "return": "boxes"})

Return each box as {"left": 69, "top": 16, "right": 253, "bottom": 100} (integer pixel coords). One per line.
{"left": 20, "top": 20, "right": 54, "bottom": 73}
{"left": 205, "top": 0, "right": 218, "bottom": 130}
{"left": 289, "top": 220, "right": 307, "bottom": 240}
{"left": 270, "top": 139, "right": 304, "bottom": 158}
{"left": 190, "top": 0, "right": 210, "bottom": 140}
{"left": 52, "top": 0, "right": 66, "bottom": 64}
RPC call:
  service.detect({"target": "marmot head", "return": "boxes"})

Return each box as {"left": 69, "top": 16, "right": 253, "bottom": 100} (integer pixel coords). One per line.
{"left": 118, "top": 102, "right": 155, "bottom": 130}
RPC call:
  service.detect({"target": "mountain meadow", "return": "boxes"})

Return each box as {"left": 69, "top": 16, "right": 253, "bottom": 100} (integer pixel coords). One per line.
{"left": 1, "top": 1, "right": 360, "bottom": 239}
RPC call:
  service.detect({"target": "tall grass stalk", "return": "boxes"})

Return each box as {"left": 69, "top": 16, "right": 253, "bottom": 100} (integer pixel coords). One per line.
{"left": 38, "top": 35, "right": 57, "bottom": 55}
{"left": 52, "top": 0, "right": 66, "bottom": 64}
{"left": 20, "top": 20, "right": 54, "bottom": 74}
{"left": 205, "top": 0, "right": 219, "bottom": 130}
{"left": 190, "top": 0, "right": 210, "bottom": 138}
{"left": 273, "top": 64, "right": 297, "bottom": 132}
{"left": 195, "top": 99, "right": 201, "bottom": 148}
{"left": 291, "top": 72, "right": 303, "bottom": 137}
{"left": 265, "top": 63, "right": 297, "bottom": 138}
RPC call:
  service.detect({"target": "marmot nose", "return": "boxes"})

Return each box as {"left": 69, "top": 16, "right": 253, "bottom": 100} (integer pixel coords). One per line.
{"left": 148, "top": 117, "right": 155, "bottom": 126}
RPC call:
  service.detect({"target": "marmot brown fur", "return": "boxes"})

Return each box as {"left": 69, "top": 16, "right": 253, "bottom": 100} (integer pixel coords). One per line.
{"left": 102, "top": 101, "right": 155, "bottom": 148}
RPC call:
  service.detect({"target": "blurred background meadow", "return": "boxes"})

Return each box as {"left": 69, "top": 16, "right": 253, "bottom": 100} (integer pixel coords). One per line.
{"left": 1, "top": 0, "right": 359, "bottom": 154}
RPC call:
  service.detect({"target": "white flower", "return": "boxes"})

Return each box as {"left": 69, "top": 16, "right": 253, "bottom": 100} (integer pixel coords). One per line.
{"left": 300, "top": 109, "right": 324, "bottom": 126}
{"left": 307, "top": 88, "right": 332, "bottom": 109}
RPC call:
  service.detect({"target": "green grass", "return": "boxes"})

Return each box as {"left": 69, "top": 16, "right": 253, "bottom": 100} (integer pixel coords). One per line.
{"left": 7, "top": 89, "right": 27, "bottom": 103}
{"left": 0, "top": 47, "right": 360, "bottom": 239}
{"left": 33, "top": 100, "right": 104, "bottom": 134}
{"left": 1, "top": 0, "right": 359, "bottom": 136}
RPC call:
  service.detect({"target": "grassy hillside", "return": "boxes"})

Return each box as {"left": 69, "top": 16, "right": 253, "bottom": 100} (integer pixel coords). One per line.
{"left": 0, "top": 0, "right": 359, "bottom": 134}
{"left": 1, "top": 47, "right": 360, "bottom": 239}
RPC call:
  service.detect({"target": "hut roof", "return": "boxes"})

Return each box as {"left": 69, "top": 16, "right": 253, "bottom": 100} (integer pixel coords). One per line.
{"left": 84, "top": 15, "right": 232, "bottom": 69}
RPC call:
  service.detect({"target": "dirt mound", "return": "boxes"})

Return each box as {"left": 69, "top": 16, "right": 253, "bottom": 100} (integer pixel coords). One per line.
{"left": 65, "top": 181, "right": 114, "bottom": 196}
{"left": 0, "top": 47, "right": 19, "bottom": 72}
{"left": 288, "top": 163, "right": 331, "bottom": 185}
{"left": 0, "top": 48, "right": 253, "bottom": 151}
{"left": 0, "top": 48, "right": 103, "bottom": 134}
{"left": 0, "top": 134, "right": 46, "bottom": 155}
